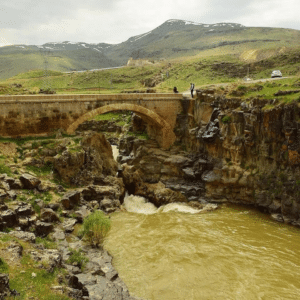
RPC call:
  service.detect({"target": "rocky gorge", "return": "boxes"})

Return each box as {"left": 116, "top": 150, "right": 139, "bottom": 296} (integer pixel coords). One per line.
{"left": 1, "top": 87, "right": 300, "bottom": 299}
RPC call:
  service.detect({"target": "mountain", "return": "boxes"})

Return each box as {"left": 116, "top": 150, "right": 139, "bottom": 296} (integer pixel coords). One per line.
{"left": 1, "top": 19, "right": 300, "bottom": 80}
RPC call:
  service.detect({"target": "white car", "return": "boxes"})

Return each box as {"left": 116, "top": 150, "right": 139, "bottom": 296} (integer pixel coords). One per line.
{"left": 271, "top": 70, "right": 282, "bottom": 78}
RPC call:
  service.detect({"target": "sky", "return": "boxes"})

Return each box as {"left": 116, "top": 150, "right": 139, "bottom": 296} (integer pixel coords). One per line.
{"left": 1, "top": 0, "right": 299, "bottom": 47}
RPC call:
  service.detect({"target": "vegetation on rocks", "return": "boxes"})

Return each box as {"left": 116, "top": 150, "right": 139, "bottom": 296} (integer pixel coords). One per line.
{"left": 78, "top": 210, "right": 112, "bottom": 247}
{"left": 65, "top": 248, "right": 89, "bottom": 270}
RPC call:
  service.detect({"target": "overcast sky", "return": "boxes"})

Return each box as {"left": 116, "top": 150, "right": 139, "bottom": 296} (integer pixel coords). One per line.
{"left": 1, "top": 0, "right": 299, "bottom": 47}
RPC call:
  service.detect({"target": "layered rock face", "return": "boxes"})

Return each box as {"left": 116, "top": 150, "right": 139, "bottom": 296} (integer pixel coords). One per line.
{"left": 53, "top": 131, "right": 118, "bottom": 186}
{"left": 187, "top": 89, "right": 300, "bottom": 224}
{"left": 117, "top": 136, "right": 213, "bottom": 207}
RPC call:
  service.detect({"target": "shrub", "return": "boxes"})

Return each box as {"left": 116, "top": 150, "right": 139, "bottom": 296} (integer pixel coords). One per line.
{"left": 66, "top": 248, "right": 89, "bottom": 270}
{"left": 221, "top": 116, "right": 231, "bottom": 124}
{"left": 237, "top": 85, "right": 247, "bottom": 91}
{"left": 78, "top": 210, "right": 111, "bottom": 247}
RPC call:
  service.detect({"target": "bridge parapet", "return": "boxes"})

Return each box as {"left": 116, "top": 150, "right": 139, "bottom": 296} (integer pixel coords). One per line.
{"left": 0, "top": 93, "right": 183, "bottom": 102}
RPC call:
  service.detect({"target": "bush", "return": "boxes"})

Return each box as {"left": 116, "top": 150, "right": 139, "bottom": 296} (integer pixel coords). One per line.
{"left": 78, "top": 210, "right": 111, "bottom": 247}
{"left": 237, "top": 85, "right": 247, "bottom": 91}
{"left": 66, "top": 248, "right": 89, "bottom": 270}
{"left": 221, "top": 115, "right": 231, "bottom": 124}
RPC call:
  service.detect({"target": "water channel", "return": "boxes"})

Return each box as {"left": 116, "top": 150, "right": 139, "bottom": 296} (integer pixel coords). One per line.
{"left": 107, "top": 146, "right": 300, "bottom": 300}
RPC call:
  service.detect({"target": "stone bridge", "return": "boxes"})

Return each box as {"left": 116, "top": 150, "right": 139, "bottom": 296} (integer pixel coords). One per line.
{"left": 0, "top": 93, "right": 193, "bottom": 149}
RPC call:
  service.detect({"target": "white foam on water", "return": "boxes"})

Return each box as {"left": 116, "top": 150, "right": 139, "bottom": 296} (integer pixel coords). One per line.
{"left": 123, "top": 193, "right": 208, "bottom": 215}
{"left": 111, "top": 145, "right": 119, "bottom": 161}
{"left": 123, "top": 194, "right": 158, "bottom": 215}
{"left": 159, "top": 203, "right": 203, "bottom": 214}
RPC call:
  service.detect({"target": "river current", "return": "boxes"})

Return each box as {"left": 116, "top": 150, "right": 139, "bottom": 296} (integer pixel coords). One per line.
{"left": 107, "top": 146, "right": 300, "bottom": 300}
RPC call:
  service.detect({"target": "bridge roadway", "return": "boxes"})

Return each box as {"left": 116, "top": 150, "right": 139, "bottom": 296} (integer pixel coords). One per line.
{"left": 0, "top": 93, "right": 193, "bottom": 149}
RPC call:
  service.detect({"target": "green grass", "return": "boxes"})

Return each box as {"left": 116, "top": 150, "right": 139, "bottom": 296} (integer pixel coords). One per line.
{"left": 8, "top": 266, "right": 71, "bottom": 300}
{"left": 35, "top": 237, "right": 57, "bottom": 249}
{"left": 25, "top": 162, "right": 53, "bottom": 177}
{"left": 0, "top": 234, "right": 17, "bottom": 243}
{"left": 21, "top": 190, "right": 53, "bottom": 203}
{"left": 0, "top": 162, "right": 12, "bottom": 176}
{"left": 1, "top": 46, "right": 300, "bottom": 95}
{"left": 0, "top": 257, "right": 9, "bottom": 272}
{"left": 65, "top": 248, "right": 89, "bottom": 271}
{"left": 92, "top": 111, "right": 125, "bottom": 121}
{"left": 0, "top": 134, "right": 57, "bottom": 146}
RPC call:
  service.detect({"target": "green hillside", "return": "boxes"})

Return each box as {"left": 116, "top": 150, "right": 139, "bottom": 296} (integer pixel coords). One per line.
{"left": 1, "top": 19, "right": 300, "bottom": 81}
{"left": 1, "top": 46, "right": 300, "bottom": 95}
{"left": 0, "top": 47, "right": 117, "bottom": 80}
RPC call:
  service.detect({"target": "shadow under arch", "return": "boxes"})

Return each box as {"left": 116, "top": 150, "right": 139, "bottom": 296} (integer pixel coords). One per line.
{"left": 66, "top": 103, "right": 176, "bottom": 149}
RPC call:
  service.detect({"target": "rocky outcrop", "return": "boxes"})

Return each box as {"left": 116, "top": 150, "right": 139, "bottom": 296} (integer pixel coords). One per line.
{"left": 19, "top": 174, "right": 41, "bottom": 189}
{"left": 53, "top": 132, "right": 118, "bottom": 186}
{"left": 61, "top": 244, "right": 143, "bottom": 300}
{"left": 117, "top": 137, "right": 213, "bottom": 205}
{"left": 0, "top": 274, "right": 19, "bottom": 299}
{"left": 61, "top": 190, "right": 81, "bottom": 210}
{"left": 181, "top": 89, "right": 300, "bottom": 225}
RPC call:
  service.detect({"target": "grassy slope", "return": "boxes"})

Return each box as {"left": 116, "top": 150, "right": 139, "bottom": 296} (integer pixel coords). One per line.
{"left": 1, "top": 26, "right": 300, "bottom": 81}
{"left": 0, "top": 48, "right": 117, "bottom": 81}
{"left": 0, "top": 46, "right": 300, "bottom": 95}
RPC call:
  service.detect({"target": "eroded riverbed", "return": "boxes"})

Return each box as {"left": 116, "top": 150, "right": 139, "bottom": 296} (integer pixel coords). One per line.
{"left": 104, "top": 200, "right": 300, "bottom": 300}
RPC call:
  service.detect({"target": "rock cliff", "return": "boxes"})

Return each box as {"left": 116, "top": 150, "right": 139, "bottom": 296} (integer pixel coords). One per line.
{"left": 186, "top": 89, "right": 300, "bottom": 225}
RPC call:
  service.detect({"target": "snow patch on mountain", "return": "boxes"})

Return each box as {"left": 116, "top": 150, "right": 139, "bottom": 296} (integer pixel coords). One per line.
{"left": 184, "top": 21, "right": 203, "bottom": 25}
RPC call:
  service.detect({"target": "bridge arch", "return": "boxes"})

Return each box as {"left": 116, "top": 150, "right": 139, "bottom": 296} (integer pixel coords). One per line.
{"left": 66, "top": 103, "right": 176, "bottom": 149}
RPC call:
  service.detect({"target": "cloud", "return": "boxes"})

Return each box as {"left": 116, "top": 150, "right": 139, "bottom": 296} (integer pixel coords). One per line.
{"left": 0, "top": 0, "right": 299, "bottom": 46}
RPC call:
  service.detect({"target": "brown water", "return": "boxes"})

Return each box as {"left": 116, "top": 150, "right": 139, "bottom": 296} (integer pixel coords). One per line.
{"left": 104, "top": 199, "right": 300, "bottom": 300}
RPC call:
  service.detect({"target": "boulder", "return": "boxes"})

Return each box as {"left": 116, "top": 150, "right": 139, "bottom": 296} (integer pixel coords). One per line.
{"left": 64, "top": 287, "right": 84, "bottom": 300}
{"left": 40, "top": 208, "right": 60, "bottom": 223}
{"left": 37, "top": 181, "right": 56, "bottom": 192}
{"left": 51, "top": 229, "right": 66, "bottom": 242}
{"left": 35, "top": 221, "right": 53, "bottom": 237}
{"left": 83, "top": 261, "right": 105, "bottom": 276}
{"left": 0, "top": 274, "right": 12, "bottom": 299}
{"left": 81, "top": 185, "right": 119, "bottom": 202}
{"left": 6, "top": 191, "right": 17, "bottom": 200}
{"left": 30, "top": 249, "right": 62, "bottom": 271}
{"left": 4, "top": 178, "right": 23, "bottom": 190}
{"left": 19, "top": 174, "right": 41, "bottom": 189}
{"left": 16, "top": 205, "right": 33, "bottom": 217}
{"left": 100, "top": 198, "right": 121, "bottom": 213}
{"left": 9, "top": 231, "right": 36, "bottom": 243}
{"left": 61, "top": 190, "right": 81, "bottom": 210}
{"left": 48, "top": 203, "right": 60, "bottom": 211}
{"left": 74, "top": 206, "right": 91, "bottom": 223}
{"left": 62, "top": 218, "right": 77, "bottom": 233}
{"left": 0, "top": 189, "right": 8, "bottom": 200}
{"left": 1, "top": 210, "right": 17, "bottom": 227}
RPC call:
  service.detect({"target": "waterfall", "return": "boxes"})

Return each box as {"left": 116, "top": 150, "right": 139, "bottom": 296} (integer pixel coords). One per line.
{"left": 111, "top": 144, "right": 209, "bottom": 215}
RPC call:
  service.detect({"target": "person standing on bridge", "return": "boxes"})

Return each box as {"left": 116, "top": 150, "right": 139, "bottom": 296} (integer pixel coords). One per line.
{"left": 190, "top": 83, "right": 195, "bottom": 98}
{"left": 173, "top": 87, "right": 178, "bottom": 93}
